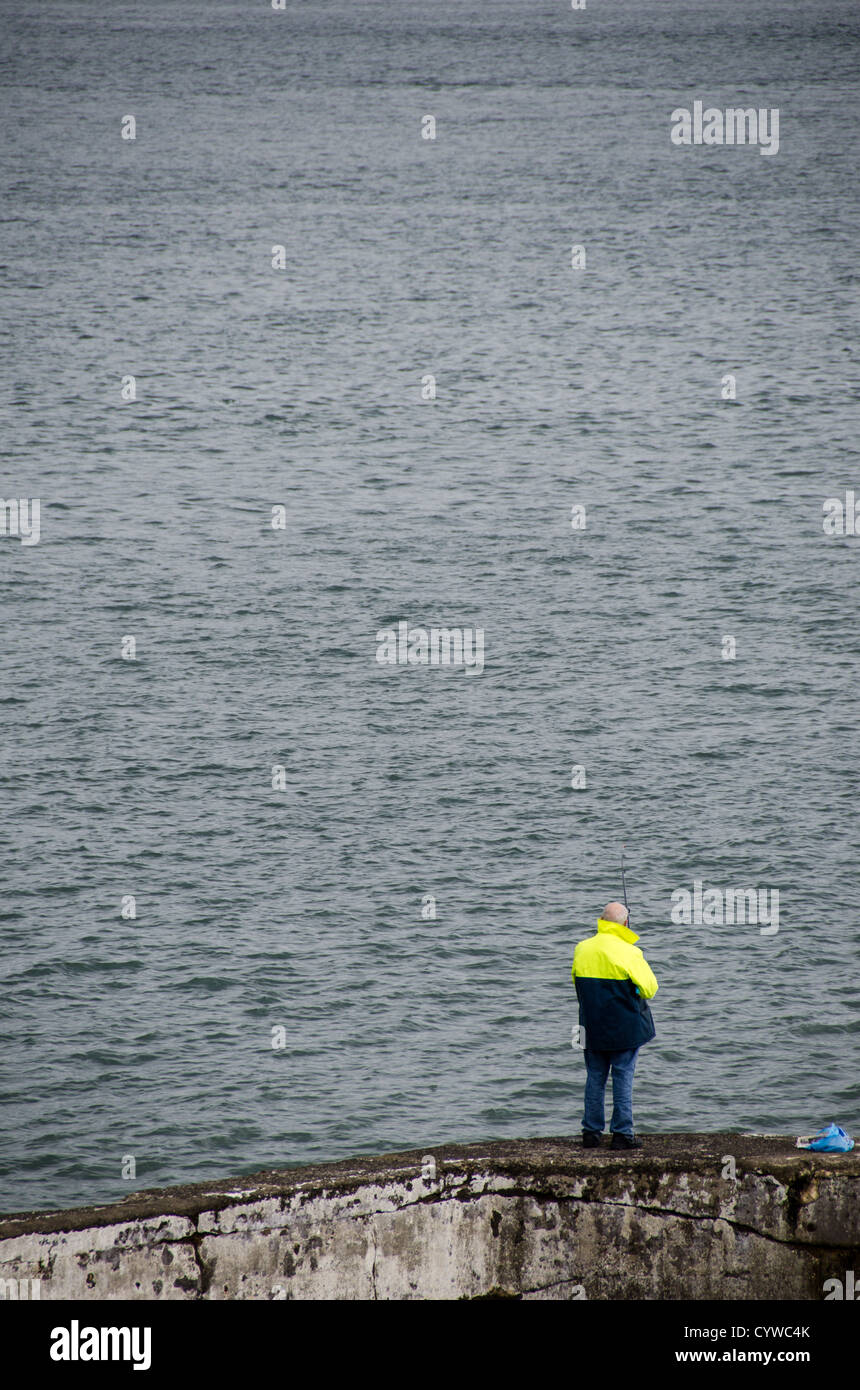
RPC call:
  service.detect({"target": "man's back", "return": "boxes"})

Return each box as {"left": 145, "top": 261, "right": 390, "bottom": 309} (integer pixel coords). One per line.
{"left": 572, "top": 917, "right": 658, "bottom": 1052}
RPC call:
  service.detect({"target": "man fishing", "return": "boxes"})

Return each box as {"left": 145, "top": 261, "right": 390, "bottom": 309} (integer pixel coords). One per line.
{"left": 571, "top": 898, "right": 658, "bottom": 1149}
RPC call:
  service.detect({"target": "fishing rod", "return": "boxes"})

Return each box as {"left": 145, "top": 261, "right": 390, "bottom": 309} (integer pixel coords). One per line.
{"left": 621, "top": 844, "right": 629, "bottom": 929}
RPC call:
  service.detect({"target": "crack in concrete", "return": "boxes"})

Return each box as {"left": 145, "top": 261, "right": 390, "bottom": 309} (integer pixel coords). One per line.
{"left": 521, "top": 1274, "right": 586, "bottom": 1296}
{"left": 581, "top": 1194, "right": 851, "bottom": 1254}
{"left": 350, "top": 1183, "right": 851, "bottom": 1259}
{"left": 173, "top": 1218, "right": 209, "bottom": 1299}
{"left": 369, "top": 1225, "right": 378, "bottom": 1302}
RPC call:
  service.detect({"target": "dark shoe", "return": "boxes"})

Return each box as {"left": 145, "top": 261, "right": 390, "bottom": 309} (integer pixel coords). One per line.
{"left": 610, "top": 1133, "right": 643, "bottom": 1150}
{"left": 582, "top": 1131, "right": 602, "bottom": 1148}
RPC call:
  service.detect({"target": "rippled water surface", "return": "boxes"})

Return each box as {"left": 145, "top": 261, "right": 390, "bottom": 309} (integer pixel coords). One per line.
{"left": 1, "top": 0, "right": 858, "bottom": 1214}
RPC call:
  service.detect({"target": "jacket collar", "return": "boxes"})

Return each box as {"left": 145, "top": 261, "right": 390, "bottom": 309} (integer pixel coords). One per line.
{"left": 596, "top": 917, "right": 639, "bottom": 944}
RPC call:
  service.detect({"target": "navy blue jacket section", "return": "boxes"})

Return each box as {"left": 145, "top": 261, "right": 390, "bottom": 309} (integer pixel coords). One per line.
{"left": 575, "top": 976, "right": 656, "bottom": 1052}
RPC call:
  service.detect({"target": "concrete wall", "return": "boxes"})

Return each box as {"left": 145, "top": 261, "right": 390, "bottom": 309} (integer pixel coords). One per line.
{"left": 1, "top": 1135, "right": 858, "bottom": 1300}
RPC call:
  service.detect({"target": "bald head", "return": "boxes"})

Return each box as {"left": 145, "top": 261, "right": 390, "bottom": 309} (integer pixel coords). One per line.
{"left": 603, "top": 900, "right": 629, "bottom": 925}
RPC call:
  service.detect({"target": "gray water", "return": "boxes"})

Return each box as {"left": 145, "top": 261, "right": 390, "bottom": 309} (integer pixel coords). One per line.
{"left": 1, "top": 0, "right": 858, "bottom": 1216}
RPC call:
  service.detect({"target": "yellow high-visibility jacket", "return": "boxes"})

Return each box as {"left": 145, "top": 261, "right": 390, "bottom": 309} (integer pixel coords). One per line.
{"left": 572, "top": 918, "right": 658, "bottom": 1051}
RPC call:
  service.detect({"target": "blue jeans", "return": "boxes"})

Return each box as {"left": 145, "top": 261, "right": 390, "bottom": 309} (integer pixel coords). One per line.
{"left": 583, "top": 1046, "right": 640, "bottom": 1136}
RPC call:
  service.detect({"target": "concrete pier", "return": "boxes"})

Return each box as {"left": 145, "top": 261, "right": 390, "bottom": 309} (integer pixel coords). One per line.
{"left": 1, "top": 1134, "right": 857, "bottom": 1300}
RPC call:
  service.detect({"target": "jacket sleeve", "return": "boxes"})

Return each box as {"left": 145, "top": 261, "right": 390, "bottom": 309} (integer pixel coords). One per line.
{"left": 627, "top": 948, "right": 658, "bottom": 999}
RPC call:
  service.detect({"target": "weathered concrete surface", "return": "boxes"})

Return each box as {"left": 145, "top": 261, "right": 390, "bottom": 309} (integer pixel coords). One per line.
{"left": 1, "top": 1135, "right": 858, "bottom": 1300}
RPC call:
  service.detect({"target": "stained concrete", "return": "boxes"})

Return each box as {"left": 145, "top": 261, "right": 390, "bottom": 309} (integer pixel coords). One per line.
{"left": 1, "top": 1135, "right": 857, "bottom": 1300}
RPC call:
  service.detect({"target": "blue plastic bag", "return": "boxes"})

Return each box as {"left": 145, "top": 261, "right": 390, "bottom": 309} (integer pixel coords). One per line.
{"left": 795, "top": 1122, "right": 854, "bottom": 1153}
